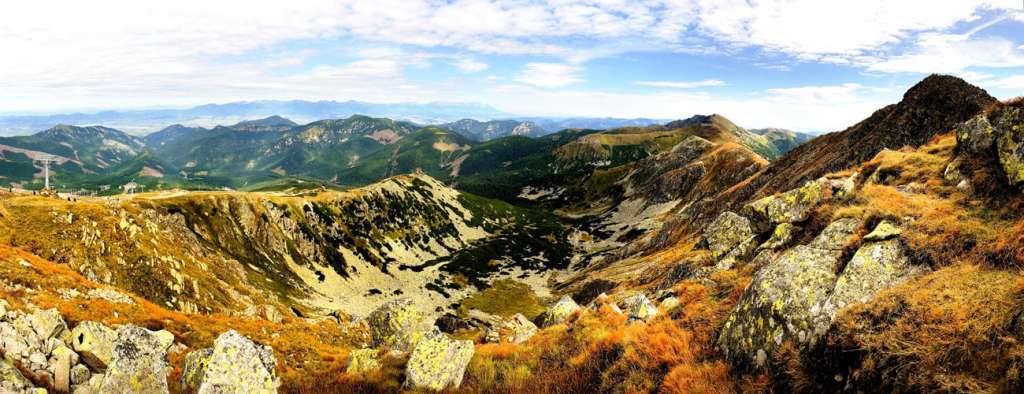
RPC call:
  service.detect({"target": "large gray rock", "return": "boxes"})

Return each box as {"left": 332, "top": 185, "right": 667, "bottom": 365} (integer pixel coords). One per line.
{"left": 718, "top": 218, "right": 862, "bottom": 368}
{"left": 183, "top": 330, "right": 279, "bottom": 394}
{"left": 621, "top": 294, "right": 659, "bottom": 322}
{"left": 537, "top": 296, "right": 580, "bottom": 328}
{"left": 956, "top": 114, "right": 997, "bottom": 154}
{"left": 28, "top": 309, "right": 67, "bottom": 340}
{"left": 995, "top": 107, "right": 1024, "bottom": 189}
{"left": 0, "top": 357, "right": 34, "bottom": 393}
{"left": 98, "top": 325, "right": 174, "bottom": 394}
{"left": 823, "top": 238, "right": 925, "bottom": 319}
{"left": 404, "top": 333, "right": 475, "bottom": 391}
{"left": 743, "top": 178, "right": 832, "bottom": 230}
{"left": 702, "top": 211, "right": 758, "bottom": 261}
{"left": 70, "top": 322, "right": 118, "bottom": 371}
{"left": 484, "top": 314, "right": 538, "bottom": 344}
{"left": 365, "top": 299, "right": 427, "bottom": 353}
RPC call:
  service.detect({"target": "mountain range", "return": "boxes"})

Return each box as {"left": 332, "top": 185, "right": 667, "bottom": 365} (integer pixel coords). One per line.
{"left": 0, "top": 100, "right": 673, "bottom": 137}
{"left": 0, "top": 112, "right": 808, "bottom": 193}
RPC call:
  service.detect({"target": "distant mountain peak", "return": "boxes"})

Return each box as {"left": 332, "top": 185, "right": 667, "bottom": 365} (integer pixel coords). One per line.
{"left": 231, "top": 115, "right": 297, "bottom": 129}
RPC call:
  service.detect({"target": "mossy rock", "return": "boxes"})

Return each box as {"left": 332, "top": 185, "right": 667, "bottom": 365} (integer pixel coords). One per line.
{"left": 403, "top": 332, "right": 474, "bottom": 391}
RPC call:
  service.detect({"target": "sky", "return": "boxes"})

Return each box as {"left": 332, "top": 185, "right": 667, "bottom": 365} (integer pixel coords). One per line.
{"left": 1, "top": 1, "right": 1023, "bottom": 132}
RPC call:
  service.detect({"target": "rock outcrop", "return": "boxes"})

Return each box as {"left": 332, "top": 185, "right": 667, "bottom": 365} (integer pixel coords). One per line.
{"left": 537, "top": 296, "right": 580, "bottom": 328}
{"left": 182, "top": 330, "right": 280, "bottom": 394}
{"left": 743, "top": 178, "right": 832, "bottom": 231}
{"left": 702, "top": 212, "right": 757, "bottom": 262}
{"left": 718, "top": 218, "right": 862, "bottom": 367}
{"left": 404, "top": 332, "right": 474, "bottom": 391}
{"left": 345, "top": 348, "right": 381, "bottom": 374}
{"left": 71, "top": 321, "right": 118, "bottom": 371}
{"left": 621, "top": 294, "right": 659, "bottom": 322}
{"left": 366, "top": 298, "right": 428, "bottom": 353}
{"left": 995, "top": 106, "right": 1024, "bottom": 189}
{"left": 719, "top": 219, "right": 927, "bottom": 368}
{"left": 484, "top": 314, "right": 538, "bottom": 344}
{"left": 98, "top": 325, "right": 174, "bottom": 394}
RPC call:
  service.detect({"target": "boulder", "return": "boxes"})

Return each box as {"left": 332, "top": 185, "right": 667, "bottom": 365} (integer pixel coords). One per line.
{"left": 758, "top": 223, "right": 799, "bottom": 252}
{"left": 436, "top": 313, "right": 475, "bottom": 334}
{"left": 366, "top": 299, "right": 427, "bottom": 352}
{"left": 69, "top": 364, "right": 91, "bottom": 386}
{"left": 824, "top": 238, "right": 925, "bottom": 318}
{"left": 586, "top": 293, "right": 623, "bottom": 315}
{"left": 956, "top": 114, "right": 997, "bottom": 154}
{"left": 404, "top": 333, "right": 474, "bottom": 391}
{"left": 943, "top": 158, "right": 968, "bottom": 185}
{"left": 0, "top": 358, "right": 34, "bottom": 393}
{"left": 863, "top": 220, "right": 901, "bottom": 242}
{"left": 98, "top": 325, "right": 174, "bottom": 394}
{"left": 180, "top": 348, "right": 213, "bottom": 391}
{"left": 621, "top": 294, "right": 659, "bottom": 322}
{"left": 743, "top": 178, "right": 832, "bottom": 230}
{"left": 702, "top": 211, "right": 758, "bottom": 261}
{"left": 183, "top": 330, "right": 279, "bottom": 394}
{"left": 70, "top": 322, "right": 118, "bottom": 371}
{"left": 995, "top": 107, "right": 1024, "bottom": 189}
{"left": 28, "top": 309, "right": 67, "bottom": 340}
{"left": 660, "top": 297, "right": 680, "bottom": 311}
{"left": 537, "top": 296, "right": 580, "bottom": 328}
{"left": 718, "top": 218, "right": 862, "bottom": 368}
{"left": 51, "top": 345, "right": 77, "bottom": 393}
{"left": 484, "top": 314, "right": 538, "bottom": 344}
{"left": 345, "top": 348, "right": 381, "bottom": 374}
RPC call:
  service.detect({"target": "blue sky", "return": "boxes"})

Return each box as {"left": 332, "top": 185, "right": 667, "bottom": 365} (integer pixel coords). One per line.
{"left": 1, "top": 1, "right": 1023, "bottom": 132}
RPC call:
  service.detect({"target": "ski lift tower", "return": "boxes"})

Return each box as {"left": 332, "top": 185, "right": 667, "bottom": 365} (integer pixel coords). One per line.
{"left": 35, "top": 155, "right": 56, "bottom": 191}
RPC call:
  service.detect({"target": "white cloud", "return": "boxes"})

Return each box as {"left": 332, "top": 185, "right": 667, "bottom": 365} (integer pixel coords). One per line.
{"left": 514, "top": 63, "right": 584, "bottom": 88}
{"left": 485, "top": 83, "right": 895, "bottom": 132}
{"left": 989, "top": 75, "right": 1024, "bottom": 89}
{"left": 452, "top": 57, "right": 488, "bottom": 73}
{"left": 635, "top": 79, "right": 725, "bottom": 89}
{"left": 693, "top": 0, "right": 1020, "bottom": 59}
{"left": 868, "top": 32, "right": 1024, "bottom": 74}
{"left": 765, "top": 83, "right": 864, "bottom": 103}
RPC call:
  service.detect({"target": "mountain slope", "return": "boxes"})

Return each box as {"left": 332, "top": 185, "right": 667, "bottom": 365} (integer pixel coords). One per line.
{"left": 439, "top": 119, "right": 548, "bottom": 141}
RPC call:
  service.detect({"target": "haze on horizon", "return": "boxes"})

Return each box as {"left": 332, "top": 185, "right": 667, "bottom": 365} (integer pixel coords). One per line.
{"left": 2, "top": 1, "right": 1024, "bottom": 132}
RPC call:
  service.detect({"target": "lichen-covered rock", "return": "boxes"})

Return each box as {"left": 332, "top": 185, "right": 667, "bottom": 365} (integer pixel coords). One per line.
{"left": 660, "top": 296, "right": 680, "bottom": 311}
{"left": 957, "top": 114, "right": 997, "bottom": 154}
{"left": 621, "top": 294, "right": 659, "bottom": 322}
{"left": 743, "top": 178, "right": 832, "bottom": 230}
{"left": 823, "top": 239, "right": 925, "bottom": 318}
{"left": 995, "top": 107, "right": 1024, "bottom": 189}
{"left": 70, "top": 364, "right": 91, "bottom": 386}
{"left": 829, "top": 172, "right": 858, "bottom": 199}
{"left": 70, "top": 322, "right": 117, "bottom": 371}
{"left": 180, "top": 348, "right": 213, "bottom": 390}
{"left": 718, "top": 218, "right": 862, "bottom": 368}
{"left": 587, "top": 293, "right": 624, "bottom": 315}
{"left": 0, "top": 357, "right": 34, "bottom": 393}
{"left": 758, "top": 223, "right": 799, "bottom": 252}
{"left": 184, "top": 330, "right": 279, "bottom": 394}
{"left": 943, "top": 158, "right": 968, "bottom": 186}
{"left": 345, "top": 348, "right": 381, "bottom": 374}
{"left": 98, "top": 325, "right": 174, "bottom": 394}
{"left": 404, "top": 333, "right": 474, "bottom": 391}
{"left": 863, "top": 220, "right": 901, "bottom": 242}
{"left": 537, "top": 296, "right": 580, "bottom": 328}
{"left": 702, "top": 211, "right": 758, "bottom": 261}
{"left": 28, "top": 308, "right": 67, "bottom": 340}
{"left": 485, "top": 314, "right": 538, "bottom": 344}
{"left": 366, "top": 299, "right": 427, "bottom": 352}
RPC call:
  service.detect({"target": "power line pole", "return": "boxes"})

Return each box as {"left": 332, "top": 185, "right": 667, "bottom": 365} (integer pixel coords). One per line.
{"left": 36, "top": 156, "right": 55, "bottom": 190}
